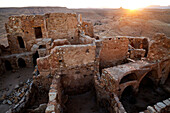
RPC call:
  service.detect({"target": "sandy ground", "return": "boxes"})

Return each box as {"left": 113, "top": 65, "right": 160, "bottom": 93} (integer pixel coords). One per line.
{"left": 65, "top": 90, "right": 107, "bottom": 113}
{"left": 0, "top": 67, "right": 34, "bottom": 113}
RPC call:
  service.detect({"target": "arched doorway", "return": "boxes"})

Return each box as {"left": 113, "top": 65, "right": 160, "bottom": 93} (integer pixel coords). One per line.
{"left": 18, "top": 58, "right": 26, "bottom": 68}
{"left": 17, "top": 36, "right": 25, "bottom": 48}
{"left": 5, "top": 60, "right": 13, "bottom": 71}
{"left": 120, "top": 86, "right": 137, "bottom": 113}
{"left": 120, "top": 86, "right": 136, "bottom": 104}
{"left": 33, "top": 51, "right": 39, "bottom": 66}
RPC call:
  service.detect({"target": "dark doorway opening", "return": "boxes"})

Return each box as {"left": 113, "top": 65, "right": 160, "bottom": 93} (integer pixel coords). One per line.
{"left": 120, "top": 86, "right": 136, "bottom": 104}
{"left": 119, "top": 73, "right": 137, "bottom": 84}
{"left": 18, "top": 58, "right": 26, "bottom": 68}
{"left": 33, "top": 51, "right": 39, "bottom": 66}
{"left": 34, "top": 27, "right": 42, "bottom": 38}
{"left": 17, "top": 36, "right": 25, "bottom": 48}
{"left": 142, "top": 38, "right": 148, "bottom": 57}
{"left": 39, "top": 45, "right": 46, "bottom": 49}
{"left": 5, "top": 60, "right": 13, "bottom": 71}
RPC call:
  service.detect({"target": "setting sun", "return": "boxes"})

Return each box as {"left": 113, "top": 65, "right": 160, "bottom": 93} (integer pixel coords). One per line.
{"left": 122, "top": 0, "right": 148, "bottom": 10}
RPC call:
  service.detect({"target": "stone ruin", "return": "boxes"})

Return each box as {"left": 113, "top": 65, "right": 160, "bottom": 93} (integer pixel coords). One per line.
{"left": 0, "top": 13, "right": 169, "bottom": 113}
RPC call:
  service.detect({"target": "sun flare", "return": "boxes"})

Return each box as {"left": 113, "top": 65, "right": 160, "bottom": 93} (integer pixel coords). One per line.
{"left": 122, "top": 0, "right": 148, "bottom": 10}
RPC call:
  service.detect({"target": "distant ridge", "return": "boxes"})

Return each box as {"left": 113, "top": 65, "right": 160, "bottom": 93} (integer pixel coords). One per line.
{"left": 146, "top": 5, "right": 170, "bottom": 9}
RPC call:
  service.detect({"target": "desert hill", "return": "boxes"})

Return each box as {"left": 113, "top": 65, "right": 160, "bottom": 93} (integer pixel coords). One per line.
{"left": 0, "top": 7, "right": 170, "bottom": 47}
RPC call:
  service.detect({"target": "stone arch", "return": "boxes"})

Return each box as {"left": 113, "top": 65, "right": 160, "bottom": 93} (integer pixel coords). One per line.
{"left": 139, "top": 69, "right": 158, "bottom": 86}
{"left": 119, "top": 73, "right": 137, "bottom": 84}
{"left": 4, "top": 60, "right": 13, "bottom": 71}
{"left": 139, "top": 71, "right": 155, "bottom": 89}
{"left": 120, "top": 85, "right": 136, "bottom": 104}
{"left": 18, "top": 58, "right": 26, "bottom": 68}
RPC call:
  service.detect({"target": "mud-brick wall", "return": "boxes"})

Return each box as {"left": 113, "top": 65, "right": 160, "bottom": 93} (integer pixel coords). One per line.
{"left": 45, "top": 13, "right": 79, "bottom": 44}
{"left": 98, "top": 37, "right": 129, "bottom": 69}
{"left": 37, "top": 44, "right": 96, "bottom": 94}
{"left": 6, "top": 15, "right": 48, "bottom": 54}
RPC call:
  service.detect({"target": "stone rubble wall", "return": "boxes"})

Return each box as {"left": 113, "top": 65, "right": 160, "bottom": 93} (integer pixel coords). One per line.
{"left": 141, "top": 98, "right": 170, "bottom": 113}
{"left": 37, "top": 44, "right": 96, "bottom": 94}
{"left": 147, "top": 33, "right": 170, "bottom": 62}
{"left": 6, "top": 15, "right": 47, "bottom": 54}
{"left": 46, "top": 76, "right": 62, "bottom": 113}
{"left": 94, "top": 75, "right": 126, "bottom": 113}
{"left": 45, "top": 13, "right": 79, "bottom": 44}
{"left": 5, "top": 13, "right": 94, "bottom": 55}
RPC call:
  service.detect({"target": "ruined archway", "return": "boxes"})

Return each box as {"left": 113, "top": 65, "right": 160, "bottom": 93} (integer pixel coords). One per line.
{"left": 139, "top": 69, "right": 158, "bottom": 86}
{"left": 33, "top": 51, "right": 39, "bottom": 66}
{"left": 18, "top": 58, "right": 26, "bottom": 68}
{"left": 119, "top": 73, "right": 137, "bottom": 84}
{"left": 121, "top": 70, "right": 170, "bottom": 113}
{"left": 17, "top": 36, "right": 25, "bottom": 48}
{"left": 5, "top": 60, "right": 13, "bottom": 71}
{"left": 120, "top": 86, "right": 136, "bottom": 104}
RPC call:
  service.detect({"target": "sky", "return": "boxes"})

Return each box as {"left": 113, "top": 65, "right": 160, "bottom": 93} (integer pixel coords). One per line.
{"left": 0, "top": 0, "right": 170, "bottom": 9}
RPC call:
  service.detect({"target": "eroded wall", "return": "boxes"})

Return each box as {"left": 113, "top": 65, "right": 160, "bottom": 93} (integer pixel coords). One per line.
{"left": 6, "top": 15, "right": 47, "bottom": 54}
{"left": 147, "top": 33, "right": 170, "bottom": 62}
{"left": 37, "top": 44, "right": 96, "bottom": 94}
{"left": 97, "top": 36, "right": 129, "bottom": 69}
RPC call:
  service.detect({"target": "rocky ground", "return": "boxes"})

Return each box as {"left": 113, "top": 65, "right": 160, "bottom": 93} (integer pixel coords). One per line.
{"left": 0, "top": 68, "right": 34, "bottom": 113}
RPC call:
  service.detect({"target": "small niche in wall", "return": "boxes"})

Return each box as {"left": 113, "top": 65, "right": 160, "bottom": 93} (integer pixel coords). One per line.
{"left": 34, "top": 27, "right": 42, "bottom": 38}
{"left": 39, "top": 45, "right": 46, "bottom": 49}
{"left": 17, "top": 36, "right": 25, "bottom": 48}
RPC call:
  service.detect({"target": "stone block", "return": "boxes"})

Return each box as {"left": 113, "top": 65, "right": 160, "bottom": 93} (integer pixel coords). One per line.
{"left": 49, "top": 92, "right": 57, "bottom": 101}
{"left": 147, "top": 106, "right": 156, "bottom": 113}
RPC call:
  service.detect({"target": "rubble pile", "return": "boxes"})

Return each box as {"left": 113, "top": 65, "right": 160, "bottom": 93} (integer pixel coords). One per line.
{"left": 1, "top": 79, "right": 32, "bottom": 106}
